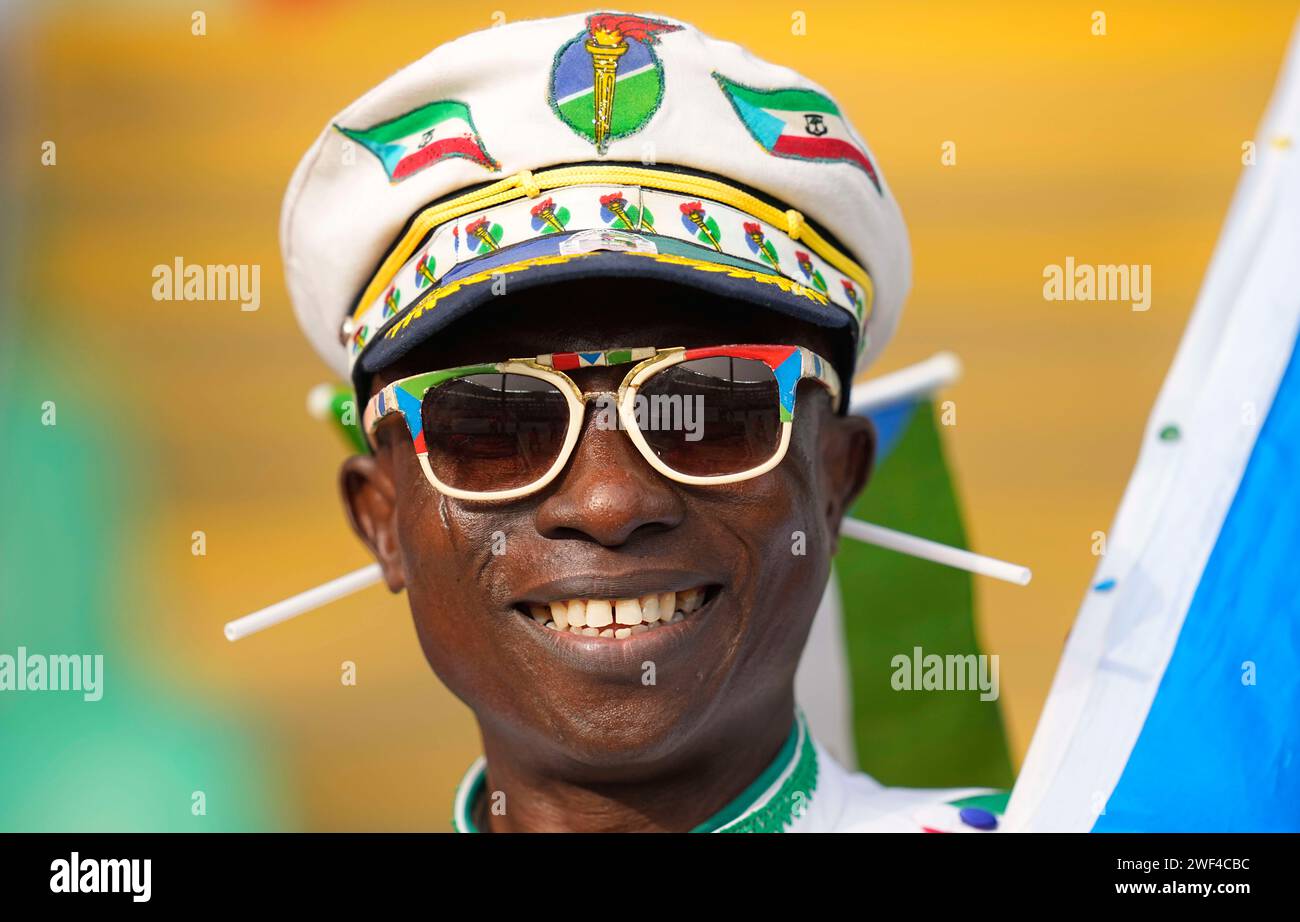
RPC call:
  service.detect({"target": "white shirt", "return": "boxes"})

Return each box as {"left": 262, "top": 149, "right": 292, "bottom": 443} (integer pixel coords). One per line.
{"left": 453, "top": 711, "right": 1008, "bottom": 833}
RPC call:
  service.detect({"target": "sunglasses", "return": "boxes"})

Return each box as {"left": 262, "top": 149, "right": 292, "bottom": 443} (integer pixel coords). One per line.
{"left": 362, "top": 344, "right": 841, "bottom": 501}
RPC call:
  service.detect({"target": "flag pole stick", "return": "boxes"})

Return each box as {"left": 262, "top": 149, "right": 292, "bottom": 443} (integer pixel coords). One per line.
{"left": 223, "top": 564, "right": 383, "bottom": 642}
{"left": 849, "top": 351, "right": 962, "bottom": 415}
{"left": 840, "top": 517, "right": 1032, "bottom": 586}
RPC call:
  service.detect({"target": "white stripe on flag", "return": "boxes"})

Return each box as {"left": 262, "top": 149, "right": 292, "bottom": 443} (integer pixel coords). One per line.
{"left": 767, "top": 108, "right": 854, "bottom": 143}
{"left": 393, "top": 116, "right": 474, "bottom": 153}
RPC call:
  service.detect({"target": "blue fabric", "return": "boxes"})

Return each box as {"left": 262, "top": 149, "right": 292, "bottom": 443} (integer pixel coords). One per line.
{"left": 1095, "top": 331, "right": 1300, "bottom": 831}
{"left": 864, "top": 398, "right": 918, "bottom": 463}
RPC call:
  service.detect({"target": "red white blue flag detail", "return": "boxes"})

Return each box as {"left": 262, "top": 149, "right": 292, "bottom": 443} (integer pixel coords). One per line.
{"left": 713, "top": 73, "right": 881, "bottom": 194}
{"left": 337, "top": 99, "right": 500, "bottom": 183}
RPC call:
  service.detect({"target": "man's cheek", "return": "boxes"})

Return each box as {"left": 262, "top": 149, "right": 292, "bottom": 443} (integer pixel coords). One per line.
{"left": 394, "top": 488, "right": 519, "bottom": 621}
{"left": 392, "top": 486, "right": 474, "bottom": 622}
{"left": 742, "top": 468, "right": 834, "bottom": 623}
{"left": 746, "top": 457, "right": 827, "bottom": 546}
{"left": 397, "top": 505, "right": 500, "bottom": 700}
{"left": 707, "top": 468, "right": 828, "bottom": 602}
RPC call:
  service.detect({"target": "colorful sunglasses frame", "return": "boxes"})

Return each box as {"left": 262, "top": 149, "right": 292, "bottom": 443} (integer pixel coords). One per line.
{"left": 362, "top": 344, "right": 842, "bottom": 501}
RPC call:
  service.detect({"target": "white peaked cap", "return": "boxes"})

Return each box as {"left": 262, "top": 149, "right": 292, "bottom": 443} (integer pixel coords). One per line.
{"left": 281, "top": 10, "right": 911, "bottom": 388}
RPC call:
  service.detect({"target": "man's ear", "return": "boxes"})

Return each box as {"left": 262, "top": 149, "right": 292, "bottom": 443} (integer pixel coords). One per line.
{"left": 820, "top": 410, "right": 876, "bottom": 556}
{"left": 340, "top": 453, "right": 406, "bottom": 592}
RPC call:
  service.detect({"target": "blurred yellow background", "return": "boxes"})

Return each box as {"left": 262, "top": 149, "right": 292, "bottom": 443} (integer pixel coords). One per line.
{"left": 4, "top": 0, "right": 1296, "bottom": 829}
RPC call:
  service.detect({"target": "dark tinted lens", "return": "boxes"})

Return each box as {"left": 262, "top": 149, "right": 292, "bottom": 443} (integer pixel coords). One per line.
{"left": 421, "top": 373, "right": 570, "bottom": 492}
{"left": 636, "top": 357, "right": 780, "bottom": 477}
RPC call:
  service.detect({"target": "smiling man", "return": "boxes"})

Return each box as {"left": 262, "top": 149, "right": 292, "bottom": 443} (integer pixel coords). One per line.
{"left": 282, "top": 11, "right": 1000, "bottom": 832}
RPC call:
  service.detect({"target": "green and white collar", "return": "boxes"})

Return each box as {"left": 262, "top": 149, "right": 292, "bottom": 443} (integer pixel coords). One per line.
{"left": 452, "top": 710, "right": 819, "bottom": 833}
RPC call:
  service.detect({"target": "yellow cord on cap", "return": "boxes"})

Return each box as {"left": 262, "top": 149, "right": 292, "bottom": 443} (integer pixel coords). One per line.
{"left": 515, "top": 169, "right": 540, "bottom": 198}
{"left": 784, "top": 209, "right": 805, "bottom": 241}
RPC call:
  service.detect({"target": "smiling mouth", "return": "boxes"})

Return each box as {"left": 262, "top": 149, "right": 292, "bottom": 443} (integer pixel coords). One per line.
{"left": 518, "top": 586, "right": 717, "bottom": 639}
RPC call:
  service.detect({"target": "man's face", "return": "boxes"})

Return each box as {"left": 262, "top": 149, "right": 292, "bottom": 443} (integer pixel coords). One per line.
{"left": 343, "top": 279, "right": 873, "bottom": 775}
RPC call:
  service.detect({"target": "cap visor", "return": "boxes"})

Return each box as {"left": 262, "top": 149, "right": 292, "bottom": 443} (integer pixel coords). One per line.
{"left": 357, "top": 232, "right": 854, "bottom": 387}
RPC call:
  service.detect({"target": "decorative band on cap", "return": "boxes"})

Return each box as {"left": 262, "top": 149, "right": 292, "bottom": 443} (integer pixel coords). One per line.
{"left": 344, "top": 167, "right": 875, "bottom": 369}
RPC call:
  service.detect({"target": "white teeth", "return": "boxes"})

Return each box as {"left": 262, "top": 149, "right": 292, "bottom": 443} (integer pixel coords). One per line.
{"left": 615, "top": 598, "right": 642, "bottom": 625}
{"left": 586, "top": 599, "right": 613, "bottom": 628}
{"left": 530, "top": 588, "right": 709, "bottom": 638}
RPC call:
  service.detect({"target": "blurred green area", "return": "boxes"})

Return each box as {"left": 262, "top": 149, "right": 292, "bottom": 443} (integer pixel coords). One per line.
{"left": 0, "top": 331, "right": 289, "bottom": 831}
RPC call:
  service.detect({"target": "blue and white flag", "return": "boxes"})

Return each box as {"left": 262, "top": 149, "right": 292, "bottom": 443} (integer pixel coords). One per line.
{"left": 1006, "top": 19, "right": 1300, "bottom": 832}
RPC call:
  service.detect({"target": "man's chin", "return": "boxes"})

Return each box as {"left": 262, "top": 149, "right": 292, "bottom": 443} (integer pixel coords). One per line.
{"left": 531, "top": 696, "right": 719, "bottom": 775}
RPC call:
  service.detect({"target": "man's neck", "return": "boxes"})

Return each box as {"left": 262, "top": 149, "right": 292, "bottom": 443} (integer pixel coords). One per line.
{"left": 468, "top": 702, "right": 802, "bottom": 833}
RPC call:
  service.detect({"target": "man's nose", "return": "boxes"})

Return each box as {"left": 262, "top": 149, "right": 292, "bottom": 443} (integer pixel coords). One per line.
{"left": 533, "top": 404, "right": 685, "bottom": 547}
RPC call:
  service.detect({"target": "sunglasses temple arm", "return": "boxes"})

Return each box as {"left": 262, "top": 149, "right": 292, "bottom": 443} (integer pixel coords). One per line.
{"left": 223, "top": 563, "right": 384, "bottom": 642}
{"left": 840, "top": 517, "right": 1031, "bottom": 586}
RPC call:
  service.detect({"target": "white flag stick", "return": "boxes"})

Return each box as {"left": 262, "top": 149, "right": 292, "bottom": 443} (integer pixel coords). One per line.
{"left": 840, "top": 517, "right": 1032, "bottom": 586}
{"left": 223, "top": 563, "right": 383, "bottom": 642}
{"left": 849, "top": 351, "right": 962, "bottom": 416}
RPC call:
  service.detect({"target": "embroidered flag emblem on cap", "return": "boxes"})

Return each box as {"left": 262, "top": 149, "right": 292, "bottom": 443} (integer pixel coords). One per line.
{"left": 714, "top": 74, "right": 882, "bottom": 193}
{"left": 338, "top": 99, "right": 501, "bottom": 182}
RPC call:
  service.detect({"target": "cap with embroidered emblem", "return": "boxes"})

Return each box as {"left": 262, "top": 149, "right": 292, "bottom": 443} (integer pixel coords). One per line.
{"left": 280, "top": 10, "right": 911, "bottom": 395}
